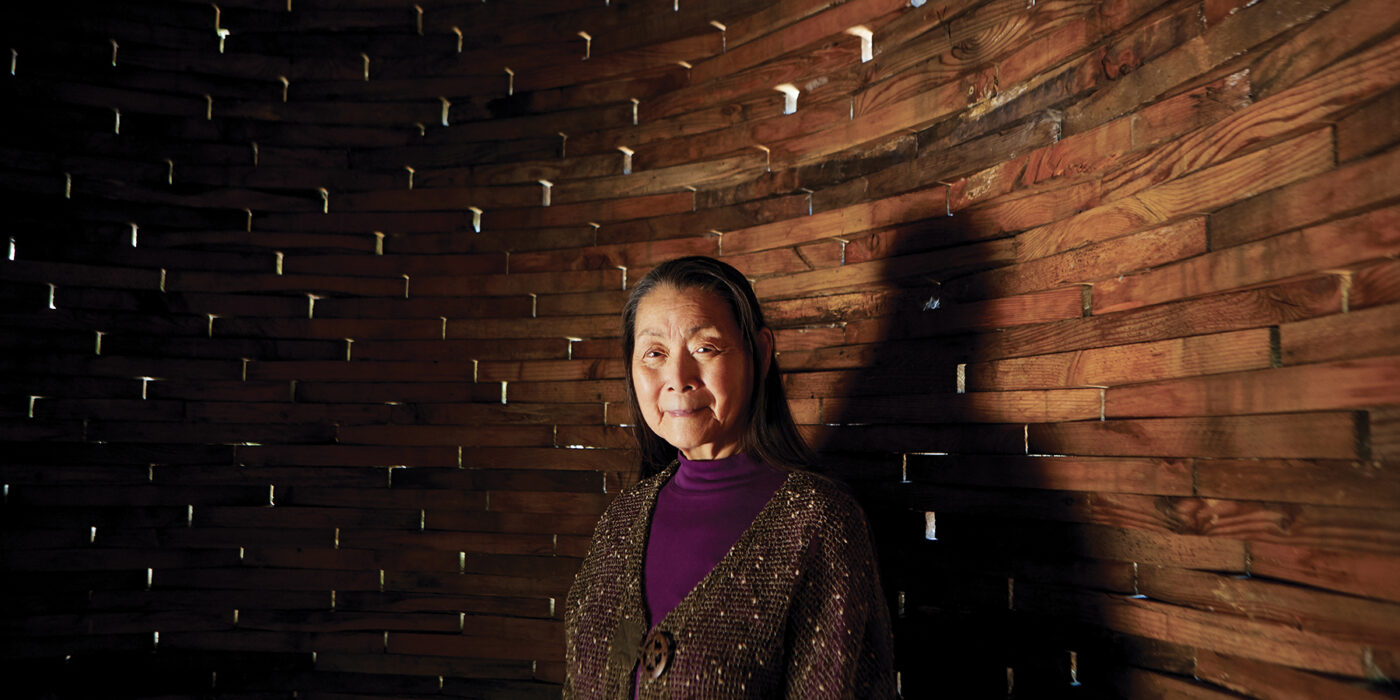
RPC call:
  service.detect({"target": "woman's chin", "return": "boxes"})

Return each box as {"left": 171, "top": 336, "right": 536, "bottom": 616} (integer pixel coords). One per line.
{"left": 673, "top": 441, "right": 741, "bottom": 461}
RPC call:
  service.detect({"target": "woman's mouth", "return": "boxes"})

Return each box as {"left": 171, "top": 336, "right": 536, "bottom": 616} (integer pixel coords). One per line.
{"left": 665, "top": 408, "right": 702, "bottom": 417}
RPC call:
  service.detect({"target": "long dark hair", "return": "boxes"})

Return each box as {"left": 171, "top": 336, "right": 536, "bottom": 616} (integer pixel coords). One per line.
{"left": 622, "top": 256, "right": 812, "bottom": 477}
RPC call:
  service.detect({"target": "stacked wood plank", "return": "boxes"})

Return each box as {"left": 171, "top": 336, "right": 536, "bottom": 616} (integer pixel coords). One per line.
{"left": 2, "top": 0, "right": 1398, "bottom": 697}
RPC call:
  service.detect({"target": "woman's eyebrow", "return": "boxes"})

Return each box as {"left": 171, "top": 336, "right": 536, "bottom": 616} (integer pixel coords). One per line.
{"left": 637, "top": 325, "right": 721, "bottom": 338}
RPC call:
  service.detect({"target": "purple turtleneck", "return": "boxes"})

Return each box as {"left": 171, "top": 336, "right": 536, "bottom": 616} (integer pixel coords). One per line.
{"left": 643, "top": 451, "right": 789, "bottom": 627}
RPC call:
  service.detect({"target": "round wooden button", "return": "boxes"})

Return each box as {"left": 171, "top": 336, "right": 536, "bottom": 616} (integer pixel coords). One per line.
{"left": 641, "top": 628, "right": 674, "bottom": 680}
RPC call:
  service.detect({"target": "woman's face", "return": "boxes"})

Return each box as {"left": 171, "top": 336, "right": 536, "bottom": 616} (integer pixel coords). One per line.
{"left": 631, "top": 284, "right": 768, "bottom": 461}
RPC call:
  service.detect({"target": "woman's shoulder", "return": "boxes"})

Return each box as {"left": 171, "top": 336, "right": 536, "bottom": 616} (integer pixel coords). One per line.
{"left": 784, "top": 467, "right": 859, "bottom": 502}
{"left": 776, "top": 468, "right": 870, "bottom": 525}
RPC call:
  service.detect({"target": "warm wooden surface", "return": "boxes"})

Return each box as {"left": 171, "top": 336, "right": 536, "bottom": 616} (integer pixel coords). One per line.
{"left": 3, "top": 0, "right": 1399, "bottom": 697}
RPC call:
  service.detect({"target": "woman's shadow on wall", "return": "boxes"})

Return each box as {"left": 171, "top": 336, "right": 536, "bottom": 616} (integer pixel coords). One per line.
{"left": 803, "top": 173, "right": 1126, "bottom": 698}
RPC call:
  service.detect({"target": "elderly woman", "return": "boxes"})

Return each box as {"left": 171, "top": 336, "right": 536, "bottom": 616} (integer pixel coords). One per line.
{"left": 564, "top": 256, "right": 894, "bottom": 699}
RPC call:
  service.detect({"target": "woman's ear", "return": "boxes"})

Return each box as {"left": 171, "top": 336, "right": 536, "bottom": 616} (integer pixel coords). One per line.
{"left": 757, "top": 327, "right": 774, "bottom": 380}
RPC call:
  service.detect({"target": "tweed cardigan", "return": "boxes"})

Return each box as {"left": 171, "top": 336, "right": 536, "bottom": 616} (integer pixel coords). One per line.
{"left": 564, "top": 464, "right": 895, "bottom": 699}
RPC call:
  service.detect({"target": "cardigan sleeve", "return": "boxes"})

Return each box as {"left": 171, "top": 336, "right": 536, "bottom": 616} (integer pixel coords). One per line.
{"left": 782, "top": 490, "right": 896, "bottom": 699}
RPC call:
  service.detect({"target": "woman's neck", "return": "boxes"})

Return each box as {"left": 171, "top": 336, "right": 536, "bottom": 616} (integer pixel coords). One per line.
{"left": 673, "top": 451, "right": 771, "bottom": 491}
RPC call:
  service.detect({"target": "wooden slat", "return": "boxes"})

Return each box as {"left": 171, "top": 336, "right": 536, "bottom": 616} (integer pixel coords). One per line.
{"left": 905, "top": 454, "right": 1193, "bottom": 496}
{"left": 1064, "top": 0, "right": 1337, "bottom": 134}
{"left": 825, "top": 388, "right": 1103, "bottom": 424}
{"left": 955, "top": 217, "right": 1208, "bottom": 301}
{"left": 1194, "top": 649, "right": 1396, "bottom": 700}
{"left": 1250, "top": 542, "right": 1400, "bottom": 603}
{"left": 1105, "top": 356, "right": 1400, "bottom": 418}
{"left": 1136, "top": 564, "right": 1400, "bottom": 647}
{"left": 1098, "top": 204, "right": 1400, "bottom": 314}
{"left": 1014, "top": 588, "right": 1371, "bottom": 678}
{"left": 1280, "top": 303, "right": 1400, "bottom": 366}
{"left": 965, "top": 328, "right": 1274, "bottom": 391}
{"left": 1028, "top": 412, "right": 1363, "bottom": 459}
{"left": 1014, "top": 128, "right": 1335, "bottom": 263}
{"left": 1196, "top": 459, "right": 1400, "bottom": 509}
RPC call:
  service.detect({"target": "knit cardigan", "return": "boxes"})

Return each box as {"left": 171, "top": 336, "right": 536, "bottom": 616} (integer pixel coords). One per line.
{"left": 564, "top": 464, "right": 895, "bottom": 699}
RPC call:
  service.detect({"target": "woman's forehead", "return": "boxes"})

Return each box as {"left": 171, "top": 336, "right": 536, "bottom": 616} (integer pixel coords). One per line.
{"left": 634, "top": 285, "right": 739, "bottom": 335}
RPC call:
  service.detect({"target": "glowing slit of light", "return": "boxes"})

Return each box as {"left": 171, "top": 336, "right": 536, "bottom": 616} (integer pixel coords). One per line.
{"left": 775, "top": 84, "right": 799, "bottom": 114}
{"left": 709, "top": 21, "right": 727, "bottom": 52}
{"left": 845, "top": 26, "right": 874, "bottom": 62}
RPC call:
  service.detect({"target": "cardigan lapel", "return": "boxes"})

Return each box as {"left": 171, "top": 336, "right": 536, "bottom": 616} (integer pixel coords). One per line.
{"left": 604, "top": 464, "right": 673, "bottom": 697}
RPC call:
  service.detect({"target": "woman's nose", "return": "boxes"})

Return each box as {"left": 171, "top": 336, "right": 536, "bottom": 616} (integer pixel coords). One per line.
{"left": 665, "top": 354, "right": 699, "bottom": 391}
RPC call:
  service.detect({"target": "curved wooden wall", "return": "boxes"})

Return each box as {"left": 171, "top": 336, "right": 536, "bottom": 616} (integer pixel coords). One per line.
{"left": 4, "top": 0, "right": 1400, "bottom": 697}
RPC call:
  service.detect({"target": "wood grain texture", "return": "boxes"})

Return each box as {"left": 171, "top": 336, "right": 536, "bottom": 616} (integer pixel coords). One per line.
{"left": 4, "top": 0, "right": 1398, "bottom": 697}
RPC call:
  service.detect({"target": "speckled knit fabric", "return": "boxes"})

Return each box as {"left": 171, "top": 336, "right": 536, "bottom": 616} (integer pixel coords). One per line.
{"left": 564, "top": 464, "right": 895, "bottom": 699}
